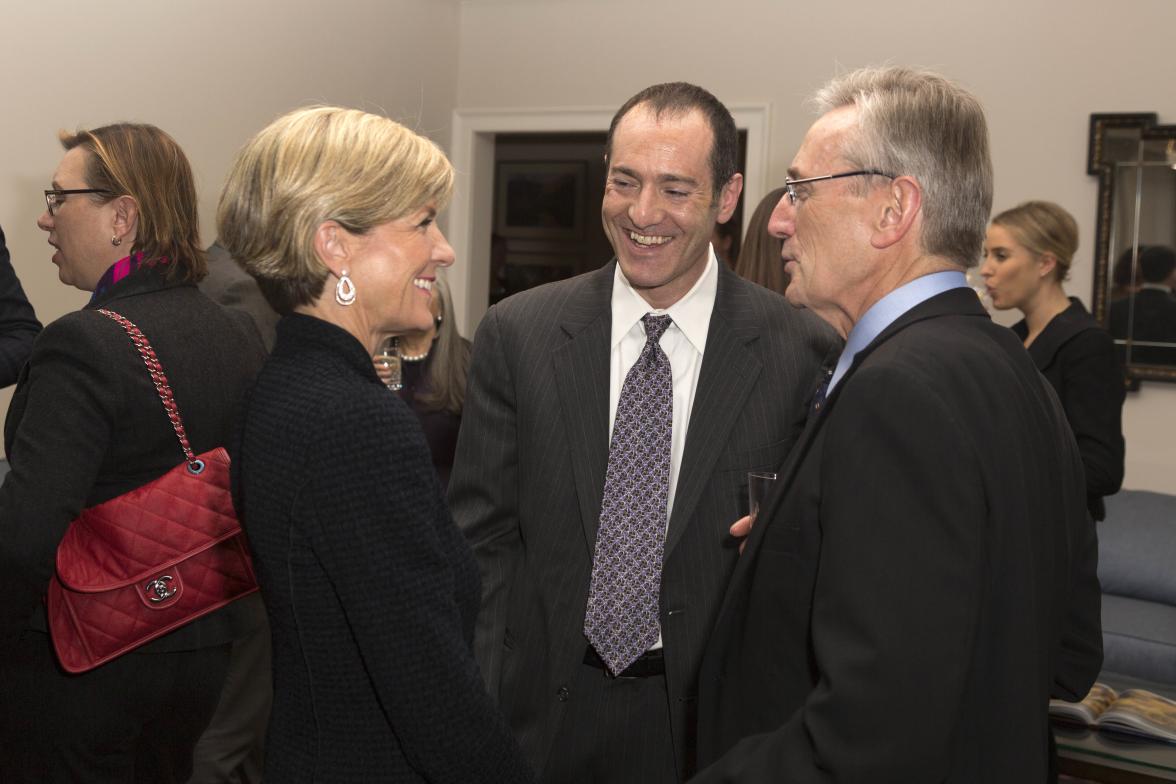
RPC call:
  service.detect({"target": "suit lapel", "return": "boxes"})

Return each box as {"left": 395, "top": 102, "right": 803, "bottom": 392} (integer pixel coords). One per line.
{"left": 552, "top": 264, "right": 614, "bottom": 553}
{"left": 664, "top": 267, "right": 762, "bottom": 558}
{"left": 712, "top": 287, "right": 989, "bottom": 633}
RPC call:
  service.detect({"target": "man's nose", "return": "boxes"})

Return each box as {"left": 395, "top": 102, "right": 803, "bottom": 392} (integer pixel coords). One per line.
{"left": 767, "top": 194, "right": 793, "bottom": 240}
{"left": 628, "top": 187, "right": 664, "bottom": 229}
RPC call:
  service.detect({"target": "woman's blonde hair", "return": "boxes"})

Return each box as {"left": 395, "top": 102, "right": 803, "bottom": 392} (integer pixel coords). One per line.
{"left": 991, "top": 200, "right": 1079, "bottom": 282}
{"left": 217, "top": 106, "right": 454, "bottom": 313}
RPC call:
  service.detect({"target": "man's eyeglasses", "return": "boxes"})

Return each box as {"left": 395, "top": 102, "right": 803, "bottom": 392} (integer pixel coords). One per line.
{"left": 44, "top": 189, "right": 112, "bottom": 216}
{"left": 783, "top": 170, "right": 895, "bottom": 205}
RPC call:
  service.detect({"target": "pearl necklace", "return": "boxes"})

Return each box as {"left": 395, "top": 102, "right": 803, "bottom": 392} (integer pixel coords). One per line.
{"left": 398, "top": 347, "right": 431, "bottom": 362}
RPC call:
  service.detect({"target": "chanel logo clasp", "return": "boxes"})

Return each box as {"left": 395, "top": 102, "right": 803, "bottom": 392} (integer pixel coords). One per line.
{"left": 145, "top": 575, "right": 177, "bottom": 603}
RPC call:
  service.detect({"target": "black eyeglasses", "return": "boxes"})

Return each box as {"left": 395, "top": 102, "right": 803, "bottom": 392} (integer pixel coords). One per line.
{"left": 783, "top": 170, "right": 895, "bottom": 205}
{"left": 44, "top": 188, "right": 112, "bottom": 216}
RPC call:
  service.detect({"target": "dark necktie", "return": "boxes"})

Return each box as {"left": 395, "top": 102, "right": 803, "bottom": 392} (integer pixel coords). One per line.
{"left": 811, "top": 366, "right": 833, "bottom": 417}
{"left": 584, "top": 313, "right": 673, "bottom": 675}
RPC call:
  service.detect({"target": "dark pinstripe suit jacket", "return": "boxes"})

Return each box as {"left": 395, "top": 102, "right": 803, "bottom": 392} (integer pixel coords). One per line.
{"left": 449, "top": 261, "right": 838, "bottom": 777}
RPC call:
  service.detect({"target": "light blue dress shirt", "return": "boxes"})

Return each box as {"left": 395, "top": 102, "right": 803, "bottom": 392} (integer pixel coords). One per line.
{"left": 827, "top": 270, "right": 968, "bottom": 394}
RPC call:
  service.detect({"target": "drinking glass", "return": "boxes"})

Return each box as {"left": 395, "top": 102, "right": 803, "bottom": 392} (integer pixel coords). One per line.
{"left": 747, "top": 471, "right": 778, "bottom": 525}
{"left": 374, "top": 337, "right": 402, "bottom": 391}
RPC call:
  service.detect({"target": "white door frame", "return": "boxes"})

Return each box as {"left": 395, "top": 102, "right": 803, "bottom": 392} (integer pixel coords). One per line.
{"left": 448, "top": 104, "right": 771, "bottom": 333}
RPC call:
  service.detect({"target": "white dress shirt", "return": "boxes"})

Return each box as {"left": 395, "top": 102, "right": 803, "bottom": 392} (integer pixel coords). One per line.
{"left": 608, "top": 248, "right": 718, "bottom": 649}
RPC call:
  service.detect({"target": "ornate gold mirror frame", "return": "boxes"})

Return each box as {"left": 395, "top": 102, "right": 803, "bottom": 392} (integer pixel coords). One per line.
{"left": 1088, "top": 113, "right": 1176, "bottom": 383}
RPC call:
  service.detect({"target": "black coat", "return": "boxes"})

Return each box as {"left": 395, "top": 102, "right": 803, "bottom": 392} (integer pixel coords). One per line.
{"left": 1014, "top": 299, "right": 1125, "bottom": 520}
{"left": 235, "top": 314, "right": 532, "bottom": 783}
{"left": 695, "top": 289, "right": 1102, "bottom": 783}
{"left": 0, "top": 264, "right": 267, "bottom": 655}
{"left": 0, "top": 225, "right": 42, "bottom": 387}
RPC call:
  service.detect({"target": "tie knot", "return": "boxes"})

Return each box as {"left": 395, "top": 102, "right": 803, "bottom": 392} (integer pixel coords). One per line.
{"left": 642, "top": 313, "right": 672, "bottom": 344}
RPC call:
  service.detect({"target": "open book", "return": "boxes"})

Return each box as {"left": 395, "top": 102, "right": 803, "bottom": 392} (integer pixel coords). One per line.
{"left": 1050, "top": 683, "right": 1176, "bottom": 743}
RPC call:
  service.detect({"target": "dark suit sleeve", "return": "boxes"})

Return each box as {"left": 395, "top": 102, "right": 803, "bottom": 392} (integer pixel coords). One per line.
{"left": 302, "top": 395, "right": 533, "bottom": 783}
{"left": 447, "top": 305, "right": 522, "bottom": 698}
{"left": 1057, "top": 329, "right": 1125, "bottom": 501}
{"left": 693, "top": 366, "right": 988, "bottom": 783}
{"left": 0, "top": 227, "right": 42, "bottom": 387}
{"left": 0, "top": 317, "right": 113, "bottom": 655}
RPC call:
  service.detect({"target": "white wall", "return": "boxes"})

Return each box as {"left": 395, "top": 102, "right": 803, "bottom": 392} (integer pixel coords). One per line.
{"left": 0, "top": 0, "right": 460, "bottom": 447}
{"left": 453, "top": 0, "right": 1176, "bottom": 493}
{"left": 3, "top": 0, "right": 1172, "bottom": 491}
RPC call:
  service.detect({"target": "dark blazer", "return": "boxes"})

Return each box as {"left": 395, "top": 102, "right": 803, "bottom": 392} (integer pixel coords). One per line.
{"left": 235, "top": 314, "right": 532, "bottom": 783}
{"left": 200, "top": 241, "right": 279, "bottom": 351}
{"left": 1014, "top": 299, "right": 1124, "bottom": 520}
{"left": 0, "top": 264, "right": 267, "bottom": 654}
{"left": 0, "top": 226, "right": 42, "bottom": 387}
{"left": 694, "top": 288, "right": 1102, "bottom": 783}
{"left": 449, "top": 261, "right": 838, "bottom": 777}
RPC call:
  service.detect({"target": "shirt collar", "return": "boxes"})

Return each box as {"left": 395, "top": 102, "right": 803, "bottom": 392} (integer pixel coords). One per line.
{"left": 610, "top": 245, "right": 718, "bottom": 354}
{"left": 829, "top": 269, "right": 968, "bottom": 391}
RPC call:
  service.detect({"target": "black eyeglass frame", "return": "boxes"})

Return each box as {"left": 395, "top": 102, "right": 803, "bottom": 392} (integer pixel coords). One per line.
{"left": 44, "top": 188, "right": 113, "bottom": 215}
{"left": 783, "top": 170, "right": 896, "bottom": 205}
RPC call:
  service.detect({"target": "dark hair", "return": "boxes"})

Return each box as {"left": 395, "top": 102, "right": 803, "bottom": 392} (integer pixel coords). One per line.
{"left": 734, "top": 186, "right": 790, "bottom": 295}
{"left": 1113, "top": 245, "right": 1141, "bottom": 290}
{"left": 60, "top": 123, "right": 205, "bottom": 282}
{"left": 1140, "top": 245, "right": 1176, "bottom": 284}
{"left": 417, "top": 275, "right": 469, "bottom": 415}
{"left": 605, "top": 82, "right": 738, "bottom": 198}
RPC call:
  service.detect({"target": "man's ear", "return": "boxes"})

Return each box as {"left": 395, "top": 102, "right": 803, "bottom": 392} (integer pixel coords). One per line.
{"left": 871, "top": 175, "right": 921, "bottom": 250}
{"left": 312, "top": 220, "right": 352, "bottom": 278}
{"left": 110, "top": 195, "right": 139, "bottom": 244}
{"left": 715, "top": 173, "right": 744, "bottom": 224}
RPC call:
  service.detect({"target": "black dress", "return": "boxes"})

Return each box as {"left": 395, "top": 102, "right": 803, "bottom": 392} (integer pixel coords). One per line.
{"left": 1014, "top": 298, "right": 1125, "bottom": 520}
{"left": 397, "top": 343, "right": 466, "bottom": 489}
{"left": 235, "top": 314, "right": 532, "bottom": 783}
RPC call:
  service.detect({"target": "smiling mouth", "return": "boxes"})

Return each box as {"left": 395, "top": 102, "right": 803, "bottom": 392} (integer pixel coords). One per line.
{"left": 412, "top": 277, "right": 433, "bottom": 292}
{"left": 629, "top": 231, "right": 670, "bottom": 247}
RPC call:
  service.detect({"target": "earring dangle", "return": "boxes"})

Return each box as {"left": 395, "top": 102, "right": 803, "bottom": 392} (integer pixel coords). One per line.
{"left": 111, "top": 235, "right": 122, "bottom": 247}
{"left": 335, "top": 271, "right": 356, "bottom": 306}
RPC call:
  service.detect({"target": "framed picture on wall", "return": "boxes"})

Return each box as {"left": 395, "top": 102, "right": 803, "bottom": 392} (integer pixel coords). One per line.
{"left": 495, "top": 162, "right": 586, "bottom": 239}
{"left": 493, "top": 251, "right": 580, "bottom": 302}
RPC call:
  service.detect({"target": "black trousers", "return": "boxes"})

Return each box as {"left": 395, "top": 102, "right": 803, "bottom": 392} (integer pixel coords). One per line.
{"left": 187, "top": 621, "right": 272, "bottom": 784}
{"left": 0, "top": 629, "right": 230, "bottom": 784}
{"left": 541, "top": 659, "right": 678, "bottom": 784}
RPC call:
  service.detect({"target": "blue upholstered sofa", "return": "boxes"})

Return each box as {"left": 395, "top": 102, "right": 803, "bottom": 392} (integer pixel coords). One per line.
{"left": 1098, "top": 489, "right": 1176, "bottom": 685}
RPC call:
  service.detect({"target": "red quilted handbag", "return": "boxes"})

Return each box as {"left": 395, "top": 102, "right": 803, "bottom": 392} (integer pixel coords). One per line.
{"left": 46, "top": 308, "right": 259, "bottom": 674}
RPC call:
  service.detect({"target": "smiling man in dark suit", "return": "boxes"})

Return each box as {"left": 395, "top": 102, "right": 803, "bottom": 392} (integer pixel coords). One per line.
{"left": 449, "top": 82, "right": 837, "bottom": 783}
{"left": 693, "top": 66, "right": 1103, "bottom": 783}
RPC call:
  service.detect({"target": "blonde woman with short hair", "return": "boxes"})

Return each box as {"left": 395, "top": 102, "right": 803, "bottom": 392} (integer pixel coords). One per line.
{"left": 220, "top": 106, "right": 533, "bottom": 783}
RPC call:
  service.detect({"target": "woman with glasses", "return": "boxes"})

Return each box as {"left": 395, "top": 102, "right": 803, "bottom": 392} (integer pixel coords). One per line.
{"left": 219, "top": 106, "right": 533, "bottom": 783}
{"left": 0, "top": 123, "right": 267, "bottom": 782}
{"left": 980, "top": 200, "right": 1125, "bottom": 521}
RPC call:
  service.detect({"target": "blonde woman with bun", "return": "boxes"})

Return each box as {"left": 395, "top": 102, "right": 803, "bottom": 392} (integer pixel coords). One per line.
{"left": 981, "top": 200, "right": 1124, "bottom": 521}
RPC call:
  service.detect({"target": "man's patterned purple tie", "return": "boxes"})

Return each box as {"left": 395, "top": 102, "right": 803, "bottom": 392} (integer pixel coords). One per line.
{"left": 584, "top": 313, "right": 673, "bottom": 676}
